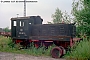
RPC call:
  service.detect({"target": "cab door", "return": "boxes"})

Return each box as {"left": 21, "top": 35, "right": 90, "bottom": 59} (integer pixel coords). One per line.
{"left": 16, "top": 19, "right": 29, "bottom": 39}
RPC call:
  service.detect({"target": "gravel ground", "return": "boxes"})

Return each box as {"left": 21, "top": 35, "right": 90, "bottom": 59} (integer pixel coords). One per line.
{"left": 0, "top": 52, "right": 66, "bottom": 60}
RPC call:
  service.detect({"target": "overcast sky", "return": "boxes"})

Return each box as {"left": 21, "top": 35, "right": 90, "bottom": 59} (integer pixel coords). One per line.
{"left": 0, "top": 0, "right": 73, "bottom": 28}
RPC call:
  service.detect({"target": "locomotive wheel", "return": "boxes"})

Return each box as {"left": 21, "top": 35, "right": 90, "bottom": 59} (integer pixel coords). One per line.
{"left": 43, "top": 41, "right": 53, "bottom": 48}
{"left": 59, "top": 46, "right": 66, "bottom": 55}
{"left": 53, "top": 41, "right": 60, "bottom": 46}
{"left": 34, "top": 41, "right": 41, "bottom": 48}
{"left": 51, "top": 47, "right": 63, "bottom": 58}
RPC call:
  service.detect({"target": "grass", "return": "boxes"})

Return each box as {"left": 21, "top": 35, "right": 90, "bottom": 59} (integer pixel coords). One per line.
{"left": 1, "top": 35, "right": 90, "bottom": 60}
{"left": 65, "top": 37, "right": 90, "bottom": 60}
{"left": 0, "top": 36, "right": 54, "bottom": 57}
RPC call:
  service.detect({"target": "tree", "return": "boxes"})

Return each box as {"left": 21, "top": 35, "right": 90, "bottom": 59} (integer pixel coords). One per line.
{"left": 51, "top": 8, "right": 63, "bottom": 24}
{"left": 48, "top": 8, "right": 71, "bottom": 24}
{"left": 3, "top": 27, "right": 11, "bottom": 32}
{"left": 72, "top": 0, "right": 90, "bottom": 36}
{"left": 63, "top": 11, "right": 71, "bottom": 24}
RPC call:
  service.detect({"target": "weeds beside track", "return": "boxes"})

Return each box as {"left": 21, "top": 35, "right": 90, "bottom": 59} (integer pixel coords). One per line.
{"left": 0, "top": 36, "right": 54, "bottom": 56}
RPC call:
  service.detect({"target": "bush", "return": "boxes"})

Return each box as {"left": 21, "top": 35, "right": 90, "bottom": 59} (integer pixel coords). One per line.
{"left": 65, "top": 38, "right": 90, "bottom": 60}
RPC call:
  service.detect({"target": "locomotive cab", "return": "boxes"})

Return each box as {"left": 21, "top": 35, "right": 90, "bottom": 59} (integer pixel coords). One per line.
{"left": 11, "top": 16, "right": 43, "bottom": 40}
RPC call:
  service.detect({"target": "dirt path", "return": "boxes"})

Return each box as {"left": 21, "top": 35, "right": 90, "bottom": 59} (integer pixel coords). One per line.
{"left": 0, "top": 52, "right": 66, "bottom": 60}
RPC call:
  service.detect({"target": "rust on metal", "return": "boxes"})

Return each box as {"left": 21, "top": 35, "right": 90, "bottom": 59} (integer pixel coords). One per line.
{"left": 73, "top": 38, "right": 82, "bottom": 42}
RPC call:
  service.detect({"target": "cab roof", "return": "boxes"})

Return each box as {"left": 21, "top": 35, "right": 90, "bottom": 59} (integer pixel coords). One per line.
{"left": 11, "top": 16, "right": 41, "bottom": 20}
